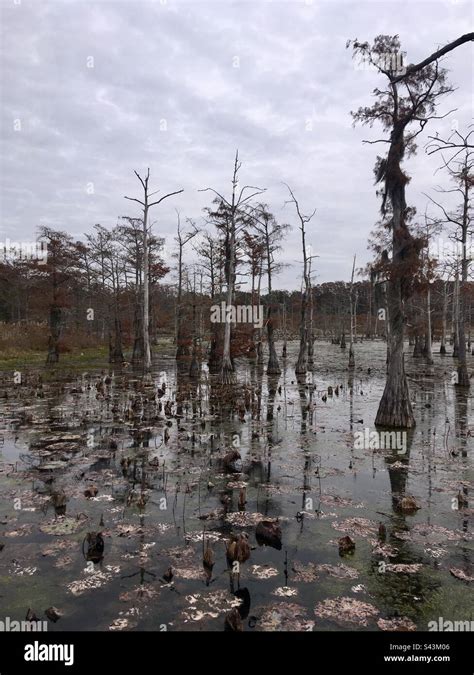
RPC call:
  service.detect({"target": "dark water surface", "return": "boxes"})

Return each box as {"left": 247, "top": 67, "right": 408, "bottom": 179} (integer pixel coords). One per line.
{"left": 0, "top": 340, "right": 472, "bottom": 631}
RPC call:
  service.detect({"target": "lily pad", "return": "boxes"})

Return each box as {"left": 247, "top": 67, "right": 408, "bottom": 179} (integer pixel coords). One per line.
{"left": 40, "top": 517, "right": 83, "bottom": 536}
{"left": 314, "top": 597, "right": 378, "bottom": 626}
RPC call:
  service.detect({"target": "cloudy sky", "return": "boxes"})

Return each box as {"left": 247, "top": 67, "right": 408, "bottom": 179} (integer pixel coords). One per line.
{"left": 1, "top": 0, "right": 472, "bottom": 289}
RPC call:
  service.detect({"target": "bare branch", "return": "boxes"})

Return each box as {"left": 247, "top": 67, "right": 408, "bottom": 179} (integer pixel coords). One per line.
{"left": 148, "top": 189, "right": 184, "bottom": 208}
{"left": 390, "top": 32, "right": 474, "bottom": 83}
{"left": 124, "top": 196, "right": 145, "bottom": 206}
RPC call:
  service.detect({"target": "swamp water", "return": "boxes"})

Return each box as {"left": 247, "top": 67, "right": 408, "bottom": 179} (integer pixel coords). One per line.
{"left": 0, "top": 340, "right": 472, "bottom": 631}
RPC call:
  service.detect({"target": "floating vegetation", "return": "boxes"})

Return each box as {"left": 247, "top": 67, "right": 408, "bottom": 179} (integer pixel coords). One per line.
{"left": 316, "top": 564, "right": 359, "bottom": 580}
{"left": 449, "top": 568, "right": 474, "bottom": 582}
{"left": 372, "top": 542, "right": 398, "bottom": 558}
{"left": 182, "top": 591, "right": 242, "bottom": 623}
{"left": 0, "top": 339, "right": 471, "bottom": 636}
{"left": 314, "top": 597, "right": 379, "bottom": 626}
{"left": 272, "top": 586, "right": 298, "bottom": 597}
{"left": 67, "top": 566, "right": 120, "bottom": 596}
{"left": 332, "top": 517, "right": 378, "bottom": 539}
{"left": 257, "top": 603, "right": 315, "bottom": 631}
{"left": 225, "top": 511, "right": 269, "bottom": 526}
{"left": 377, "top": 617, "right": 417, "bottom": 631}
{"left": 385, "top": 564, "right": 423, "bottom": 574}
{"left": 67, "top": 571, "right": 114, "bottom": 596}
{"left": 11, "top": 561, "right": 38, "bottom": 576}
{"left": 4, "top": 525, "right": 33, "bottom": 538}
{"left": 292, "top": 561, "right": 319, "bottom": 583}
{"left": 40, "top": 517, "right": 84, "bottom": 536}
{"left": 250, "top": 564, "right": 279, "bottom": 580}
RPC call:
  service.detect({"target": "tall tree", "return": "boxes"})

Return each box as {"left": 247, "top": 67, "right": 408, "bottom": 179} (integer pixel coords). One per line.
{"left": 125, "top": 169, "right": 183, "bottom": 370}
{"left": 174, "top": 214, "right": 199, "bottom": 364}
{"left": 252, "top": 204, "right": 289, "bottom": 374}
{"left": 348, "top": 255, "right": 357, "bottom": 368}
{"left": 284, "top": 185, "right": 316, "bottom": 376}
{"left": 201, "top": 152, "right": 265, "bottom": 383}
{"left": 349, "top": 34, "right": 458, "bottom": 427}
{"left": 426, "top": 130, "right": 473, "bottom": 386}
{"left": 36, "top": 227, "right": 78, "bottom": 364}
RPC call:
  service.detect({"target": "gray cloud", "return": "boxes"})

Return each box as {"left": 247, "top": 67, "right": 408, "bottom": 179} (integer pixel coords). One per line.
{"left": 1, "top": 0, "right": 472, "bottom": 288}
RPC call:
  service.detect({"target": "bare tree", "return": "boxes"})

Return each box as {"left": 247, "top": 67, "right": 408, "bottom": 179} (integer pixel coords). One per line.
{"left": 284, "top": 185, "right": 316, "bottom": 376}
{"left": 125, "top": 169, "right": 183, "bottom": 370}
{"left": 348, "top": 254, "right": 357, "bottom": 368}
{"left": 85, "top": 224, "right": 125, "bottom": 363}
{"left": 426, "top": 132, "right": 473, "bottom": 386}
{"left": 200, "top": 151, "right": 265, "bottom": 383}
{"left": 174, "top": 213, "right": 199, "bottom": 364}
{"left": 252, "top": 204, "right": 289, "bottom": 374}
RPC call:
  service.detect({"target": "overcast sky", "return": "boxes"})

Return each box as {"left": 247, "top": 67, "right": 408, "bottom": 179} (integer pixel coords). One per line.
{"left": 1, "top": 0, "right": 472, "bottom": 290}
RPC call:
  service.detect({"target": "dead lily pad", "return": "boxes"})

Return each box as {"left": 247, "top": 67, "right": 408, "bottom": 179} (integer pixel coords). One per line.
{"left": 67, "top": 571, "right": 113, "bottom": 595}
{"left": 225, "top": 511, "right": 269, "bottom": 527}
{"left": 4, "top": 524, "right": 33, "bottom": 537}
{"left": 450, "top": 568, "right": 474, "bottom": 582}
{"left": 40, "top": 517, "right": 83, "bottom": 536}
{"left": 258, "top": 602, "right": 314, "bottom": 632}
{"left": 332, "top": 517, "right": 378, "bottom": 539}
{"left": 250, "top": 564, "right": 279, "bottom": 579}
{"left": 272, "top": 586, "right": 298, "bottom": 597}
{"left": 320, "top": 494, "right": 363, "bottom": 508}
{"left": 377, "top": 617, "right": 417, "bottom": 631}
{"left": 372, "top": 542, "right": 398, "bottom": 558}
{"left": 182, "top": 590, "right": 241, "bottom": 622}
{"left": 67, "top": 566, "right": 119, "bottom": 596}
{"left": 393, "top": 524, "right": 468, "bottom": 545}
{"left": 119, "top": 586, "right": 159, "bottom": 602}
{"left": 385, "top": 563, "right": 422, "bottom": 574}
{"left": 41, "top": 539, "right": 77, "bottom": 556}
{"left": 175, "top": 567, "right": 205, "bottom": 580}
{"left": 314, "top": 597, "right": 378, "bottom": 626}
{"left": 292, "top": 561, "right": 319, "bottom": 582}
{"left": 316, "top": 563, "right": 359, "bottom": 580}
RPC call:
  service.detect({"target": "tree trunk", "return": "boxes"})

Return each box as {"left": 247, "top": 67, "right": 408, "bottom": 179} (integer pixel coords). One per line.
{"left": 413, "top": 335, "right": 422, "bottom": 357}
{"left": 132, "top": 296, "right": 144, "bottom": 363}
{"left": 375, "top": 119, "right": 415, "bottom": 428}
{"left": 375, "top": 276, "right": 414, "bottom": 427}
{"left": 109, "top": 314, "right": 124, "bottom": 363}
{"left": 266, "top": 239, "right": 280, "bottom": 375}
{"left": 222, "top": 227, "right": 236, "bottom": 384}
{"left": 176, "top": 243, "right": 190, "bottom": 362}
{"left": 208, "top": 321, "right": 222, "bottom": 374}
{"left": 452, "top": 273, "right": 459, "bottom": 358}
{"left": 457, "top": 173, "right": 470, "bottom": 387}
{"left": 440, "top": 281, "right": 447, "bottom": 354}
{"left": 142, "top": 211, "right": 152, "bottom": 370}
{"left": 46, "top": 304, "right": 61, "bottom": 364}
{"left": 349, "top": 255, "right": 356, "bottom": 368}
{"left": 189, "top": 282, "right": 200, "bottom": 378}
{"left": 425, "top": 285, "right": 433, "bottom": 364}
{"left": 295, "top": 287, "right": 308, "bottom": 374}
